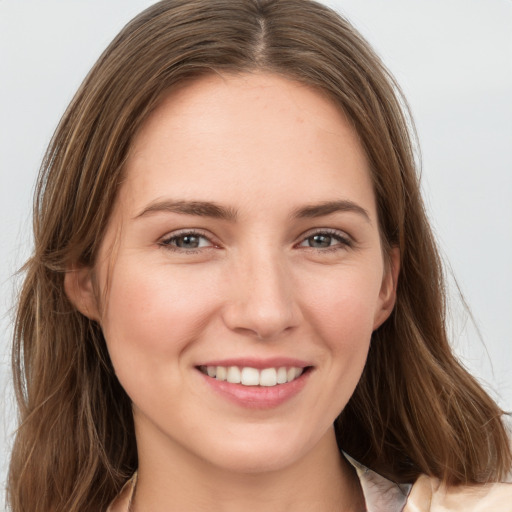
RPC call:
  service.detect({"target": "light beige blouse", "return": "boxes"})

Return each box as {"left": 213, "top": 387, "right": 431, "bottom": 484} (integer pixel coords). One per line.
{"left": 107, "top": 456, "right": 512, "bottom": 512}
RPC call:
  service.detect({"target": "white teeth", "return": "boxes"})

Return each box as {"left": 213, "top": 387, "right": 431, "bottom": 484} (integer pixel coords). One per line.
{"left": 276, "top": 367, "right": 287, "bottom": 384}
{"left": 260, "top": 368, "right": 277, "bottom": 386}
{"left": 241, "top": 367, "right": 260, "bottom": 386}
{"left": 203, "top": 365, "right": 306, "bottom": 387}
{"left": 226, "top": 366, "right": 241, "bottom": 384}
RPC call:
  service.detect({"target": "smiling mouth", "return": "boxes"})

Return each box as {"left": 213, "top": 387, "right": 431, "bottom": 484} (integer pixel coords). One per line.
{"left": 198, "top": 365, "right": 310, "bottom": 387}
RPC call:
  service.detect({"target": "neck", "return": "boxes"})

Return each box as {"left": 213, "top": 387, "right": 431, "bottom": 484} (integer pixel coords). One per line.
{"left": 131, "top": 426, "right": 363, "bottom": 512}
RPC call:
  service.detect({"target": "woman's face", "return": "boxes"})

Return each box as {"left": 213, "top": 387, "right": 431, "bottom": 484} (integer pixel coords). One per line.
{"left": 76, "top": 73, "right": 398, "bottom": 473}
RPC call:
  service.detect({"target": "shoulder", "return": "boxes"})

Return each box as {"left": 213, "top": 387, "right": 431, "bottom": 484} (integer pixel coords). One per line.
{"left": 404, "top": 474, "right": 512, "bottom": 512}
{"left": 345, "top": 453, "right": 512, "bottom": 512}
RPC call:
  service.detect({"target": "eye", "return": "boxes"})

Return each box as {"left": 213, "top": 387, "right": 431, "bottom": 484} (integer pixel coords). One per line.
{"left": 160, "top": 231, "right": 214, "bottom": 251}
{"left": 298, "top": 230, "right": 352, "bottom": 250}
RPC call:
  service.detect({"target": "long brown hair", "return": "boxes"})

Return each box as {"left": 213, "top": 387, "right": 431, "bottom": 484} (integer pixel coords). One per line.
{"left": 8, "top": 0, "right": 511, "bottom": 510}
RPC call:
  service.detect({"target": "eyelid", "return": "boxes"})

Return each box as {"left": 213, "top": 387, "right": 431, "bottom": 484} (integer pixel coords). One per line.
{"left": 295, "top": 227, "right": 354, "bottom": 249}
{"left": 159, "top": 228, "right": 219, "bottom": 250}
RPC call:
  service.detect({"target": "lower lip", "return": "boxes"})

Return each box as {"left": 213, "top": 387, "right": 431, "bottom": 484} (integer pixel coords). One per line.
{"left": 198, "top": 369, "right": 311, "bottom": 409}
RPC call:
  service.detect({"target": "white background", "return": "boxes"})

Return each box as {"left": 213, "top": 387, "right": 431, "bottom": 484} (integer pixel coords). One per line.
{"left": 1, "top": 0, "right": 511, "bottom": 505}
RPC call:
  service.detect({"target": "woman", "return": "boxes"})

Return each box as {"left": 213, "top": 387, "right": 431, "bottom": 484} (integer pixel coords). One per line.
{"left": 7, "top": 1, "right": 511, "bottom": 510}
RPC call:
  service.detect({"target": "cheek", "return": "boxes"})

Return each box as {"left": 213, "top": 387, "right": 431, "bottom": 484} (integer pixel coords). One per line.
{"left": 300, "top": 262, "right": 383, "bottom": 390}
{"left": 299, "top": 262, "right": 383, "bottom": 347}
{"left": 291, "top": 267, "right": 382, "bottom": 427}
{"left": 99, "top": 259, "right": 221, "bottom": 378}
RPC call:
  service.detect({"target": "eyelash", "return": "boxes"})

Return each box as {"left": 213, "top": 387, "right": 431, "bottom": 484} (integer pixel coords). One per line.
{"left": 159, "top": 229, "right": 215, "bottom": 254}
{"left": 159, "top": 228, "right": 353, "bottom": 254}
{"left": 297, "top": 228, "right": 353, "bottom": 252}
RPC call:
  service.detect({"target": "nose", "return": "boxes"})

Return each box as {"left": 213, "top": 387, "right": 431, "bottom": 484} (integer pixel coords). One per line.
{"left": 222, "top": 247, "right": 302, "bottom": 340}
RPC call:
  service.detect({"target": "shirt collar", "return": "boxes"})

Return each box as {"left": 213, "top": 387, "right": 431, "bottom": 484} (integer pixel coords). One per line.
{"left": 344, "top": 453, "right": 412, "bottom": 512}
{"left": 109, "top": 455, "right": 413, "bottom": 512}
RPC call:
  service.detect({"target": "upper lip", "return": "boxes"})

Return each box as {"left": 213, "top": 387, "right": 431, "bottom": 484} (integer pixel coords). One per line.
{"left": 196, "top": 357, "right": 312, "bottom": 369}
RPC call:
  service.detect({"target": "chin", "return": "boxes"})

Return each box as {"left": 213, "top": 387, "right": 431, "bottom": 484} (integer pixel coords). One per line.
{"left": 209, "top": 444, "right": 305, "bottom": 474}
{"left": 193, "top": 423, "right": 328, "bottom": 475}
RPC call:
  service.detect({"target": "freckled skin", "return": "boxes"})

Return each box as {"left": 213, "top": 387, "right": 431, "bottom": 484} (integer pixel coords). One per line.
{"left": 84, "top": 73, "right": 398, "bottom": 511}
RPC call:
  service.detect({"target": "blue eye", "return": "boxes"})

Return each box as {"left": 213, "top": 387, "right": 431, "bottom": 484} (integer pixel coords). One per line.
{"left": 161, "top": 232, "right": 212, "bottom": 250}
{"left": 299, "top": 231, "right": 352, "bottom": 250}
{"left": 306, "top": 234, "right": 335, "bottom": 248}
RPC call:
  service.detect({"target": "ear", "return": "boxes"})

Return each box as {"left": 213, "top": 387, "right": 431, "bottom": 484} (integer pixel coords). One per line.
{"left": 64, "top": 265, "right": 101, "bottom": 321}
{"left": 373, "top": 246, "right": 400, "bottom": 330}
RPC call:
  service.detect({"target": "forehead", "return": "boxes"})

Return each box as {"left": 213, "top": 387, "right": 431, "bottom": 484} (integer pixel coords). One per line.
{"left": 122, "top": 72, "right": 375, "bottom": 217}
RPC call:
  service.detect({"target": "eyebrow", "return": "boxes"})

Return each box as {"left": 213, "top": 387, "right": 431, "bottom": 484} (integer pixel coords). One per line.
{"left": 134, "top": 199, "right": 238, "bottom": 221}
{"left": 134, "top": 198, "right": 370, "bottom": 223}
{"left": 292, "top": 200, "right": 371, "bottom": 223}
